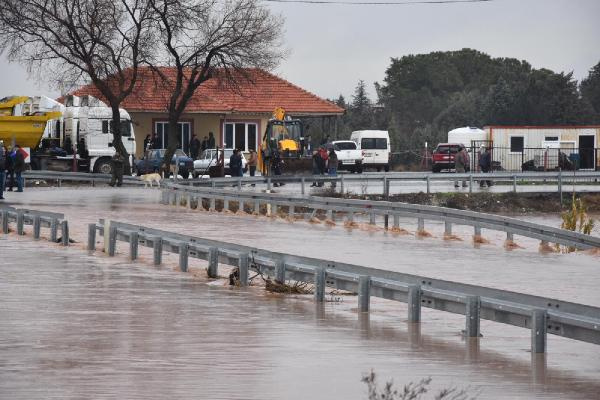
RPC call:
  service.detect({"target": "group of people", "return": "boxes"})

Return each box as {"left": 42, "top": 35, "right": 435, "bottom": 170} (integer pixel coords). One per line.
{"left": 454, "top": 145, "right": 492, "bottom": 188}
{"left": 229, "top": 149, "right": 258, "bottom": 178}
{"left": 0, "top": 141, "right": 27, "bottom": 198}
{"left": 143, "top": 132, "right": 217, "bottom": 160}
{"left": 311, "top": 146, "right": 338, "bottom": 187}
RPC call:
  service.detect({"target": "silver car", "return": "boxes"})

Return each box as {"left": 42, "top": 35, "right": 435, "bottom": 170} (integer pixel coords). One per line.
{"left": 193, "top": 148, "right": 247, "bottom": 177}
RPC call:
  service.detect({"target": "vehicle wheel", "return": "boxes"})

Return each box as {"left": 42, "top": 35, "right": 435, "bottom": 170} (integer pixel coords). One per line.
{"left": 376, "top": 167, "right": 382, "bottom": 172}
{"left": 432, "top": 165, "right": 441, "bottom": 173}
{"left": 384, "top": 164, "right": 390, "bottom": 172}
{"left": 95, "top": 159, "right": 113, "bottom": 175}
{"left": 180, "top": 169, "right": 190, "bottom": 179}
{"left": 136, "top": 169, "right": 142, "bottom": 176}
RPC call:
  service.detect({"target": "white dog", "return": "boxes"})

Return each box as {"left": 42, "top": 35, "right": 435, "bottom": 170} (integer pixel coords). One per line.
{"left": 140, "top": 173, "right": 162, "bottom": 188}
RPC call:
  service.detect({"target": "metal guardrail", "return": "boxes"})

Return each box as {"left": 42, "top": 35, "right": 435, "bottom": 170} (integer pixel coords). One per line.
{"left": 23, "top": 170, "right": 145, "bottom": 186}
{"left": 161, "top": 184, "right": 600, "bottom": 251}
{"left": 0, "top": 206, "right": 70, "bottom": 245}
{"left": 183, "top": 170, "right": 600, "bottom": 195}
{"left": 90, "top": 219, "right": 600, "bottom": 354}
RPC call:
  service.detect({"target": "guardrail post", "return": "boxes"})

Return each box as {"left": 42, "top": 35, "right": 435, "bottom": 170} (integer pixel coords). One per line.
{"left": 341, "top": 174, "right": 345, "bottom": 194}
{"left": 444, "top": 221, "right": 452, "bottom": 236}
{"left": 129, "top": 232, "right": 138, "bottom": 260}
{"left": 108, "top": 226, "right": 117, "bottom": 256}
{"left": 207, "top": 247, "right": 218, "bottom": 278}
{"left": 369, "top": 213, "right": 376, "bottom": 225}
{"left": 531, "top": 309, "right": 547, "bottom": 353}
{"left": 267, "top": 177, "right": 272, "bottom": 191}
{"left": 512, "top": 175, "right": 517, "bottom": 192}
{"left": 187, "top": 194, "right": 193, "bottom": 209}
{"left": 314, "top": 267, "right": 326, "bottom": 302}
{"left": 506, "top": 232, "right": 514, "bottom": 241}
{"left": 223, "top": 198, "right": 229, "bottom": 212}
{"left": 465, "top": 295, "right": 481, "bottom": 338}
{"left": 153, "top": 238, "right": 162, "bottom": 265}
{"left": 60, "top": 220, "right": 69, "bottom": 246}
{"left": 417, "top": 218, "right": 424, "bottom": 232}
{"left": 426, "top": 175, "right": 430, "bottom": 194}
{"left": 474, "top": 225, "right": 481, "bottom": 237}
{"left": 1, "top": 210, "right": 8, "bottom": 234}
{"left": 326, "top": 209, "right": 332, "bottom": 221}
{"left": 254, "top": 200, "right": 260, "bottom": 215}
{"left": 209, "top": 197, "right": 216, "bottom": 212}
{"left": 358, "top": 275, "right": 371, "bottom": 312}
{"left": 17, "top": 211, "right": 24, "bottom": 235}
{"left": 407, "top": 285, "right": 421, "bottom": 322}
{"left": 179, "top": 242, "right": 189, "bottom": 272}
{"left": 275, "top": 260, "right": 285, "bottom": 284}
{"left": 88, "top": 224, "right": 96, "bottom": 251}
{"left": 301, "top": 177, "right": 305, "bottom": 195}
{"left": 289, "top": 205, "right": 295, "bottom": 219}
{"left": 161, "top": 190, "right": 168, "bottom": 204}
{"left": 33, "top": 215, "right": 41, "bottom": 240}
{"left": 50, "top": 218, "right": 58, "bottom": 242}
{"left": 237, "top": 178, "right": 242, "bottom": 191}
{"left": 272, "top": 202, "right": 278, "bottom": 217}
{"left": 239, "top": 200, "right": 245, "bottom": 213}
{"left": 393, "top": 214, "right": 400, "bottom": 229}
{"left": 347, "top": 211, "right": 354, "bottom": 224}
{"left": 469, "top": 174, "right": 474, "bottom": 193}
{"left": 238, "top": 253, "right": 249, "bottom": 286}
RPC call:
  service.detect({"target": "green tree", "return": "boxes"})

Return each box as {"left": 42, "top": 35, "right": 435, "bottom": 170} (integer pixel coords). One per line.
{"left": 581, "top": 61, "right": 600, "bottom": 122}
{"left": 349, "top": 80, "right": 374, "bottom": 130}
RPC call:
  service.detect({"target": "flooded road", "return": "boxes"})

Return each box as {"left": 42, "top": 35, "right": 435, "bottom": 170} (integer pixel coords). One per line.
{"left": 1, "top": 187, "right": 600, "bottom": 399}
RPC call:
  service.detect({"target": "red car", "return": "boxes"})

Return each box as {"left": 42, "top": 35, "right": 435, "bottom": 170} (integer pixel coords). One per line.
{"left": 431, "top": 143, "right": 462, "bottom": 173}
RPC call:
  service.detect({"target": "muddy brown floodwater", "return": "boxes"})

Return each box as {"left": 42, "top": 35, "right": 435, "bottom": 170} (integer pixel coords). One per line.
{"left": 1, "top": 187, "right": 599, "bottom": 399}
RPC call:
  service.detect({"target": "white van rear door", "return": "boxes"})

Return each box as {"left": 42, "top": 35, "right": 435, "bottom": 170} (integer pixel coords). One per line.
{"left": 361, "top": 137, "right": 388, "bottom": 164}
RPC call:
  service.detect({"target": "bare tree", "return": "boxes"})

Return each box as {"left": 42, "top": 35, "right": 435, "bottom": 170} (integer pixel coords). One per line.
{"left": 147, "top": 0, "right": 284, "bottom": 173}
{"left": 0, "top": 0, "right": 155, "bottom": 173}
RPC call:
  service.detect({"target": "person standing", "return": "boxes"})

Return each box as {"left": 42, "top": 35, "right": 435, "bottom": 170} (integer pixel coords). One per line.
{"left": 0, "top": 141, "right": 6, "bottom": 199}
{"left": 151, "top": 133, "right": 161, "bottom": 149}
{"left": 454, "top": 146, "right": 469, "bottom": 188}
{"left": 6, "top": 146, "right": 15, "bottom": 191}
{"left": 200, "top": 136, "right": 208, "bottom": 153}
{"left": 271, "top": 148, "right": 283, "bottom": 186}
{"left": 143, "top": 134, "right": 151, "bottom": 151}
{"left": 14, "top": 145, "right": 26, "bottom": 192}
{"left": 247, "top": 149, "right": 258, "bottom": 177}
{"left": 311, "top": 150, "right": 321, "bottom": 187}
{"left": 478, "top": 145, "right": 492, "bottom": 187}
{"left": 189, "top": 134, "right": 200, "bottom": 160}
{"left": 109, "top": 153, "right": 125, "bottom": 187}
{"left": 207, "top": 132, "right": 216, "bottom": 149}
{"left": 327, "top": 148, "right": 338, "bottom": 189}
{"left": 229, "top": 149, "right": 242, "bottom": 177}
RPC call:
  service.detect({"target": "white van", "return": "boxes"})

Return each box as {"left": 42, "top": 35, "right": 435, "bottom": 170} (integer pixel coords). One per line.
{"left": 350, "top": 130, "right": 391, "bottom": 172}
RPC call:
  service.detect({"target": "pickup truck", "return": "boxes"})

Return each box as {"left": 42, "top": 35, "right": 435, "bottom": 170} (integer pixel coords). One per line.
{"left": 193, "top": 148, "right": 247, "bottom": 178}
{"left": 331, "top": 140, "right": 363, "bottom": 173}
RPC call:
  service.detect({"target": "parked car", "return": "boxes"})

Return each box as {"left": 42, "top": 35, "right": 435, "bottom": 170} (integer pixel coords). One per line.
{"left": 330, "top": 140, "right": 363, "bottom": 173}
{"left": 350, "top": 130, "right": 391, "bottom": 172}
{"left": 193, "top": 148, "right": 247, "bottom": 178}
{"left": 134, "top": 148, "right": 194, "bottom": 178}
{"left": 431, "top": 143, "right": 462, "bottom": 173}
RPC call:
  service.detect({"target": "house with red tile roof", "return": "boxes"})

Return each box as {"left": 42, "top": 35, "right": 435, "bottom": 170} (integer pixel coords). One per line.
{"left": 67, "top": 67, "right": 344, "bottom": 157}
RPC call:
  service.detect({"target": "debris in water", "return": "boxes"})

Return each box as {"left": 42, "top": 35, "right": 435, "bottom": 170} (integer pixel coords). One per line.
{"left": 324, "top": 219, "right": 336, "bottom": 226}
{"left": 265, "top": 278, "right": 312, "bottom": 294}
{"left": 472, "top": 235, "right": 490, "bottom": 244}
{"left": 308, "top": 217, "right": 321, "bottom": 224}
{"left": 443, "top": 233, "right": 463, "bottom": 241}
{"left": 539, "top": 242, "right": 559, "bottom": 253}
{"left": 417, "top": 230, "right": 433, "bottom": 238}
{"left": 389, "top": 227, "right": 411, "bottom": 235}
{"left": 504, "top": 240, "right": 523, "bottom": 250}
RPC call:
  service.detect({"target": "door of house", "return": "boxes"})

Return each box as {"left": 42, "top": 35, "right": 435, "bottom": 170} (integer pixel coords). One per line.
{"left": 578, "top": 135, "right": 595, "bottom": 169}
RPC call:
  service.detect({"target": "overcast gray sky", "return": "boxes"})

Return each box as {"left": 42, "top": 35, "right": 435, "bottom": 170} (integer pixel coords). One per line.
{"left": 1, "top": 0, "right": 599, "bottom": 101}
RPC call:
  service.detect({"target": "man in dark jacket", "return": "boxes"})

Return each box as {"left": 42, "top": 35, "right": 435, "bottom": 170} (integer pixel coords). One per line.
{"left": 6, "top": 147, "right": 15, "bottom": 191}
{"left": 0, "top": 141, "right": 6, "bottom": 199}
{"left": 207, "top": 132, "right": 216, "bottom": 149}
{"left": 478, "top": 146, "right": 492, "bottom": 187}
{"left": 229, "top": 149, "right": 242, "bottom": 177}
{"left": 189, "top": 134, "right": 200, "bottom": 160}
{"left": 14, "top": 145, "right": 26, "bottom": 192}
{"left": 110, "top": 153, "right": 125, "bottom": 187}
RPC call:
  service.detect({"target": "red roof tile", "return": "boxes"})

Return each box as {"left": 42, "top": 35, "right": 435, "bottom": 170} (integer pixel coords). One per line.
{"left": 66, "top": 67, "right": 344, "bottom": 116}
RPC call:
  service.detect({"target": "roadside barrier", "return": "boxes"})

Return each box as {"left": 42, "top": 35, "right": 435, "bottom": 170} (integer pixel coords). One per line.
{"left": 0, "top": 206, "right": 70, "bottom": 245}
{"left": 90, "top": 219, "right": 600, "bottom": 354}
{"left": 23, "top": 170, "right": 144, "bottom": 187}
{"left": 161, "top": 184, "right": 600, "bottom": 251}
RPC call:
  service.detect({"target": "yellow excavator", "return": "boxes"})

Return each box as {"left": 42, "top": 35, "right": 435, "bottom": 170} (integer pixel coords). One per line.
{"left": 259, "top": 107, "right": 311, "bottom": 175}
{"left": 0, "top": 96, "right": 62, "bottom": 148}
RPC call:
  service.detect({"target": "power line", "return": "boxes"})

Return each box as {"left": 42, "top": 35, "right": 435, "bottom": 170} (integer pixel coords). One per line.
{"left": 262, "top": 0, "right": 493, "bottom": 5}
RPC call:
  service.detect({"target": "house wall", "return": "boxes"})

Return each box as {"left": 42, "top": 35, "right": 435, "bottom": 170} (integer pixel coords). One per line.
{"left": 130, "top": 112, "right": 269, "bottom": 158}
{"left": 485, "top": 126, "right": 600, "bottom": 170}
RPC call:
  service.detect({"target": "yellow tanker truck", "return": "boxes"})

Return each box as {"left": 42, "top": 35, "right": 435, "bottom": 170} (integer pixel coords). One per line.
{"left": 0, "top": 96, "right": 62, "bottom": 148}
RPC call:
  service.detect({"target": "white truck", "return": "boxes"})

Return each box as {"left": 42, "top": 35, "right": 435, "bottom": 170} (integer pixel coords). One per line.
{"left": 23, "top": 95, "right": 136, "bottom": 174}
{"left": 330, "top": 140, "right": 363, "bottom": 173}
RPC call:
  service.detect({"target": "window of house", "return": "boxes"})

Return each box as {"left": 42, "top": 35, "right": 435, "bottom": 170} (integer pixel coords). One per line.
{"left": 545, "top": 136, "right": 559, "bottom": 141}
{"left": 223, "top": 122, "right": 258, "bottom": 151}
{"left": 510, "top": 136, "right": 524, "bottom": 153}
{"left": 154, "top": 121, "right": 192, "bottom": 153}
